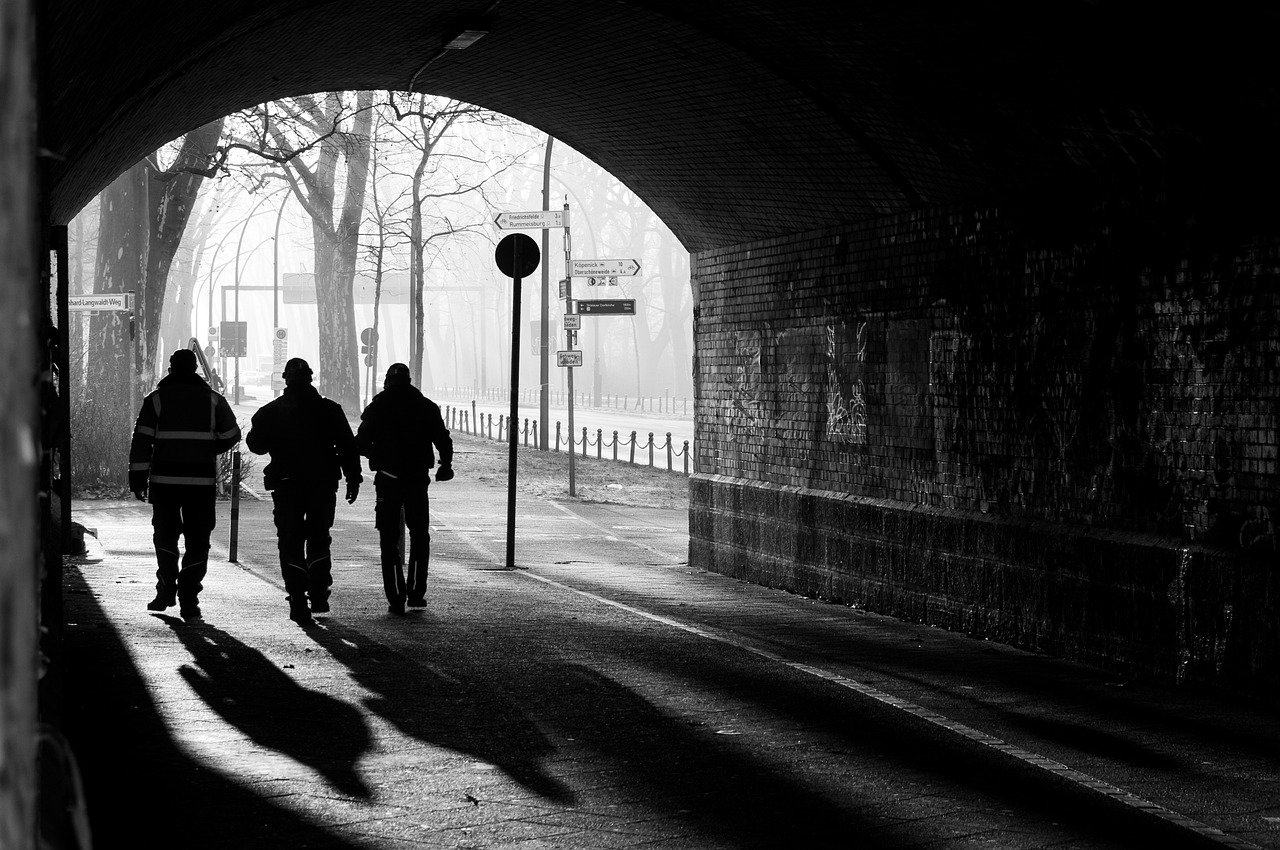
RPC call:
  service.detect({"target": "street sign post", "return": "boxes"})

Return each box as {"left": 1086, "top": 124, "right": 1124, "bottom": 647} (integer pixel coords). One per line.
{"left": 68, "top": 293, "right": 132, "bottom": 312}
{"left": 557, "top": 350, "right": 583, "bottom": 367}
{"left": 570, "top": 259, "right": 640, "bottom": 277}
{"left": 271, "top": 327, "right": 288, "bottom": 394}
{"left": 494, "top": 210, "right": 567, "bottom": 230}
{"left": 494, "top": 232, "right": 541, "bottom": 571}
{"left": 576, "top": 299, "right": 637, "bottom": 315}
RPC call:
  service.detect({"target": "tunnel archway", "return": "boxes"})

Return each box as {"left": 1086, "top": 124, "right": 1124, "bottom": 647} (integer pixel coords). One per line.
{"left": 37, "top": 1, "right": 1280, "bottom": 695}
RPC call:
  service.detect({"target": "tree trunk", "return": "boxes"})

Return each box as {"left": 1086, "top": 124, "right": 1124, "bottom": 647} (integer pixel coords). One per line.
{"left": 85, "top": 165, "right": 148, "bottom": 486}
{"left": 140, "top": 118, "right": 223, "bottom": 386}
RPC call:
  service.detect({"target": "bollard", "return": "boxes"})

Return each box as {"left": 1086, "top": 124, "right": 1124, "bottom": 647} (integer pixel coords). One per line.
{"left": 582, "top": 426, "right": 588, "bottom": 457}
{"left": 612, "top": 430, "right": 619, "bottom": 461}
{"left": 666, "top": 432, "right": 673, "bottom": 470}
{"left": 498, "top": 415, "right": 505, "bottom": 442}
{"left": 629, "top": 431, "right": 637, "bottom": 464}
{"left": 648, "top": 432, "right": 655, "bottom": 467}
{"left": 523, "top": 418, "right": 529, "bottom": 446}
{"left": 488, "top": 413, "right": 493, "bottom": 440}
{"left": 555, "top": 421, "right": 561, "bottom": 452}
{"left": 229, "top": 450, "right": 241, "bottom": 562}
{"left": 597, "top": 429, "right": 603, "bottom": 459}
{"left": 471, "top": 400, "right": 477, "bottom": 433}
{"left": 533, "top": 420, "right": 538, "bottom": 446}
{"left": 683, "top": 441, "right": 689, "bottom": 474}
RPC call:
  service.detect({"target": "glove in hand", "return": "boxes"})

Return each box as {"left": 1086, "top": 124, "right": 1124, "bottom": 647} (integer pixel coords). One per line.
{"left": 435, "top": 466, "right": 454, "bottom": 482}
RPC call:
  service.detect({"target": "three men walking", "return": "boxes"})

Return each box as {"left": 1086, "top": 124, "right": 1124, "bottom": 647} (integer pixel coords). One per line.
{"left": 133, "top": 350, "right": 454, "bottom": 624}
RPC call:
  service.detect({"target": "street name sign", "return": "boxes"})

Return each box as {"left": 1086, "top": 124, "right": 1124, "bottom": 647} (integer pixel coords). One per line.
{"left": 570, "top": 258, "right": 640, "bottom": 277}
{"left": 557, "top": 350, "right": 584, "bottom": 367}
{"left": 563, "top": 314, "right": 581, "bottom": 330}
{"left": 495, "top": 210, "right": 566, "bottom": 230}
{"left": 576, "top": 299, "right": 636, "bottom": 316}
{"left": 69, "top": 293, "right": 132, "bottom": 312}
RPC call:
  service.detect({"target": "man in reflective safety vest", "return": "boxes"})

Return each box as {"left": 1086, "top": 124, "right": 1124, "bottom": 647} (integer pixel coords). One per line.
{"left": 129, "top": 348, "right": 242, "bottom": 619}
{"left": 246, "top": 358, "right": 362, "bottom": 626}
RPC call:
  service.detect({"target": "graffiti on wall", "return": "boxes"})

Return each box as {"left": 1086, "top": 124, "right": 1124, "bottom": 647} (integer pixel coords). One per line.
{"left": 729, "top": 328, "right": 763, "bottom": 432}
{"left": 824, "top": 321, "right": 868, "bottom": 444}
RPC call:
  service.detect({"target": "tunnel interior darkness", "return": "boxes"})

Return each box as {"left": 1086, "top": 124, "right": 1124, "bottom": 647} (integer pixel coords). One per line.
{"left": 44, "top": 2, "right": 1280, "bottom": 249}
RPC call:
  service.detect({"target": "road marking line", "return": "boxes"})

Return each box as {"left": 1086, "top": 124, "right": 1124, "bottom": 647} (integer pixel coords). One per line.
{"left": 544, "top": 501, "right": 684, "bottom": 562}
{"left": 510, "top": 568, "right": 1259, "bottom": 849}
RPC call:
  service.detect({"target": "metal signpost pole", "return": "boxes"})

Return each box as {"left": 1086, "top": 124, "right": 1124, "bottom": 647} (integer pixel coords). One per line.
{"left": 127, "top": 291, "right": 137, "bottom": 421}
{"left": 539, "top": 136, "right": 553, "bottom": 450}
{"left": 564, "top": 201, "right": 575, "bottom": 496}
{"left": 494, "top": 231, "right": 540, "bottom": 571}
{"left": 506, "top": 241, "right": 523, "bottom": 570}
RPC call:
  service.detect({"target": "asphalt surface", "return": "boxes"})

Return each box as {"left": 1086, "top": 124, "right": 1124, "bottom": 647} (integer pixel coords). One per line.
{"left": 61, "top": 435, "right": 1280, "bottom": 849}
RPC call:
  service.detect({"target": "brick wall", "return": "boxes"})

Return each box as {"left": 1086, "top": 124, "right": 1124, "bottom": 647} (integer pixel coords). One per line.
{"left": 690, "top": 202, "right": 1280, "bottom": 694}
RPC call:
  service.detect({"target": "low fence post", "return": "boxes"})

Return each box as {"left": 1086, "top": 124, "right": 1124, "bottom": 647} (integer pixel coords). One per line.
{"left": 629, "top": 431, "right": 637, "bottom": 464}
{"left": 666, "top": 432, "right": 673, "bottom": 470}
{"left": 229, "top": 450, "right": 241, "bottom": 562}
{"left": 488, "top": 413, "right": 493, "bottom": 439}
{"left": 471, "top": 400, "right": 477, "bottom": 432}
{"left": 498, "top": 415, "right": 504, "bottom": 442}
{"left": 648, "top": 432, "right": 654, "bottom": 467}
{"left": 582, "top": 426, "right": 588, "bottom": 457}
{"left": 555, "top": 421, "right": 561, "bottom": 452}
{"left": 523, "top": 418, "right": 529, "bottom": 447}
{"left": 596, "top": 429, "right": 603, "bottom": 459}
{"left": 612, "top": 431, "right": 618, "bottom": 461}
{"left": 683, "top": 441, "right": 689, "bottom": 474}
{"left": 533, "top": 420, "right": 539, "bottom": 446}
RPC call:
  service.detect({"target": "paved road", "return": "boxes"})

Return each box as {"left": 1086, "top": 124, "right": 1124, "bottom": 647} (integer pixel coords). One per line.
{"left": 62, "top": 447, "right": 1280, "bottom": 848}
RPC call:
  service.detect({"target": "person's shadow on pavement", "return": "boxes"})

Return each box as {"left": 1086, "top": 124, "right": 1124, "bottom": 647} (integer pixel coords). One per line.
{"left": 155, "top": 614, "right": 372, "bottom": 799}
{"left": 303, "top": 618, "right": 573, "bottom": 804}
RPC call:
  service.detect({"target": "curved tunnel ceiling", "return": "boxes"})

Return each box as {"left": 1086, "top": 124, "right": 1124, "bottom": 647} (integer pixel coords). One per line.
{"left": 43, "top": 1, "right": 1280, "bottom": 252}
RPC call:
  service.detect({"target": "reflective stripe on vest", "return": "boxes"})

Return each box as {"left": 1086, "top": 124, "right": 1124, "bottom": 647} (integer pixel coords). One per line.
{"left": 149, "top": 474, "right": 216, "bottom": 486}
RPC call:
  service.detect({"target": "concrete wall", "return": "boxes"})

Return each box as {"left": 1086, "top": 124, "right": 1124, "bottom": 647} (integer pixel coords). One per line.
{"left": 0, "top": 0, "right": 38, "bottom": 844}
{"left": 690, "top": 201, "right": 1280, "bottom": 695}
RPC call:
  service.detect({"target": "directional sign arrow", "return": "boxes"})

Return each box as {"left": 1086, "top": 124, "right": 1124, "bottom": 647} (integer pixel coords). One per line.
{"left": 570, "top": 258, "right": 640, "bottom": 277}
{"left": 494, "top": 210, "right": 566, "bottom": 230}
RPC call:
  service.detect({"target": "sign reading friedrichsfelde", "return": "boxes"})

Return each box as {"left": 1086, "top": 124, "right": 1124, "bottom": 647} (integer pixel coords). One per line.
{"left": 69, "top": 293, "right": 132, "bottom": 312}
{"left": 494, "top": 210, "right": 566, "bottom": 230}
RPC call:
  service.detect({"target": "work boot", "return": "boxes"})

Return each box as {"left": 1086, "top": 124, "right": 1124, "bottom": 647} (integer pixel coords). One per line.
{"left": 147, "top": 587, "right": 176, "bottom": 612}
{"left": 288, "top": 596, "right": 315, "bottom": 627}
{"left": 309, "top": 594, "right": 330, "bottom": 615}
{"left": 406, "top": 595, "right": 427, "bottom": 608}
{"left": 179, "top": 603, "right": 202, "bottom": 620}
{"left": 388, "top": 595, "right": 406, "bottom": 616}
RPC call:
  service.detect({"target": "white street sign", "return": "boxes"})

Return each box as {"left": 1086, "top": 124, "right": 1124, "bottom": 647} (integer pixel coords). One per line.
{"left": 494, "top": 210, "right": 566, "bottom": 230}
{"left": 570, "top": 258, "right": 640, "bottom": 277}
{"left": 69, "top": 293, "right": 132, "bottom": 312}
{"left": 557, "top": 350, "right": 583, "bottom": 367}
{"left": 558, "top": 279, "right": 569, "bottom": 300}
{"left": 563, "top": 314, "right": 581, "bottom": 330}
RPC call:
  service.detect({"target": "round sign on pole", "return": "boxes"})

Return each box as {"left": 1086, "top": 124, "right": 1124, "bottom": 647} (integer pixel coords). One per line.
{"left": 495, "top": 233, "right": 540, "bottom": 279}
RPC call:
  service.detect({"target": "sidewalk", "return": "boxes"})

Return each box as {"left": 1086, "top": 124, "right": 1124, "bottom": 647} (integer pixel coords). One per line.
{"left": 61, "top": 436, "right": 1280, "bottom": 848}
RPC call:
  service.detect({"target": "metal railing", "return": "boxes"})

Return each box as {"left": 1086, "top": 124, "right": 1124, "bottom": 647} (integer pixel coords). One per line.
{"left": 443, "top": 403, "right": 695, "bottom": 475}
{"left": 436, "top": 385, "right": 691, "bottom": 418}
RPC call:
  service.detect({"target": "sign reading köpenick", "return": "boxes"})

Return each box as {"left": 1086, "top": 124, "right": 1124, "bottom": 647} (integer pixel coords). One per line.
{"left": 570, "top": 258, "right": 640, "bottom": 277}
{"left": 575, "top": 299, "right": 636, "bottom": 316}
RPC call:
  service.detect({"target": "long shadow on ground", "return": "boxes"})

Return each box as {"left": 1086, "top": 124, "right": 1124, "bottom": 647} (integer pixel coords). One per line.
{"left": 61, "top": 564, "right": 364, "bottom": 850}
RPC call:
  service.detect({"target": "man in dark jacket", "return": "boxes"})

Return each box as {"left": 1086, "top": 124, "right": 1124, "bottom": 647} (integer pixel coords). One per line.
{"left": 130, "top": 348, "right": 242, "bottom": 619}
{"left": 357, "top": 363, "right": 453, "bottom": 615}
{"left": 246, "top": 358, "right": 362, "bottom": 625}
